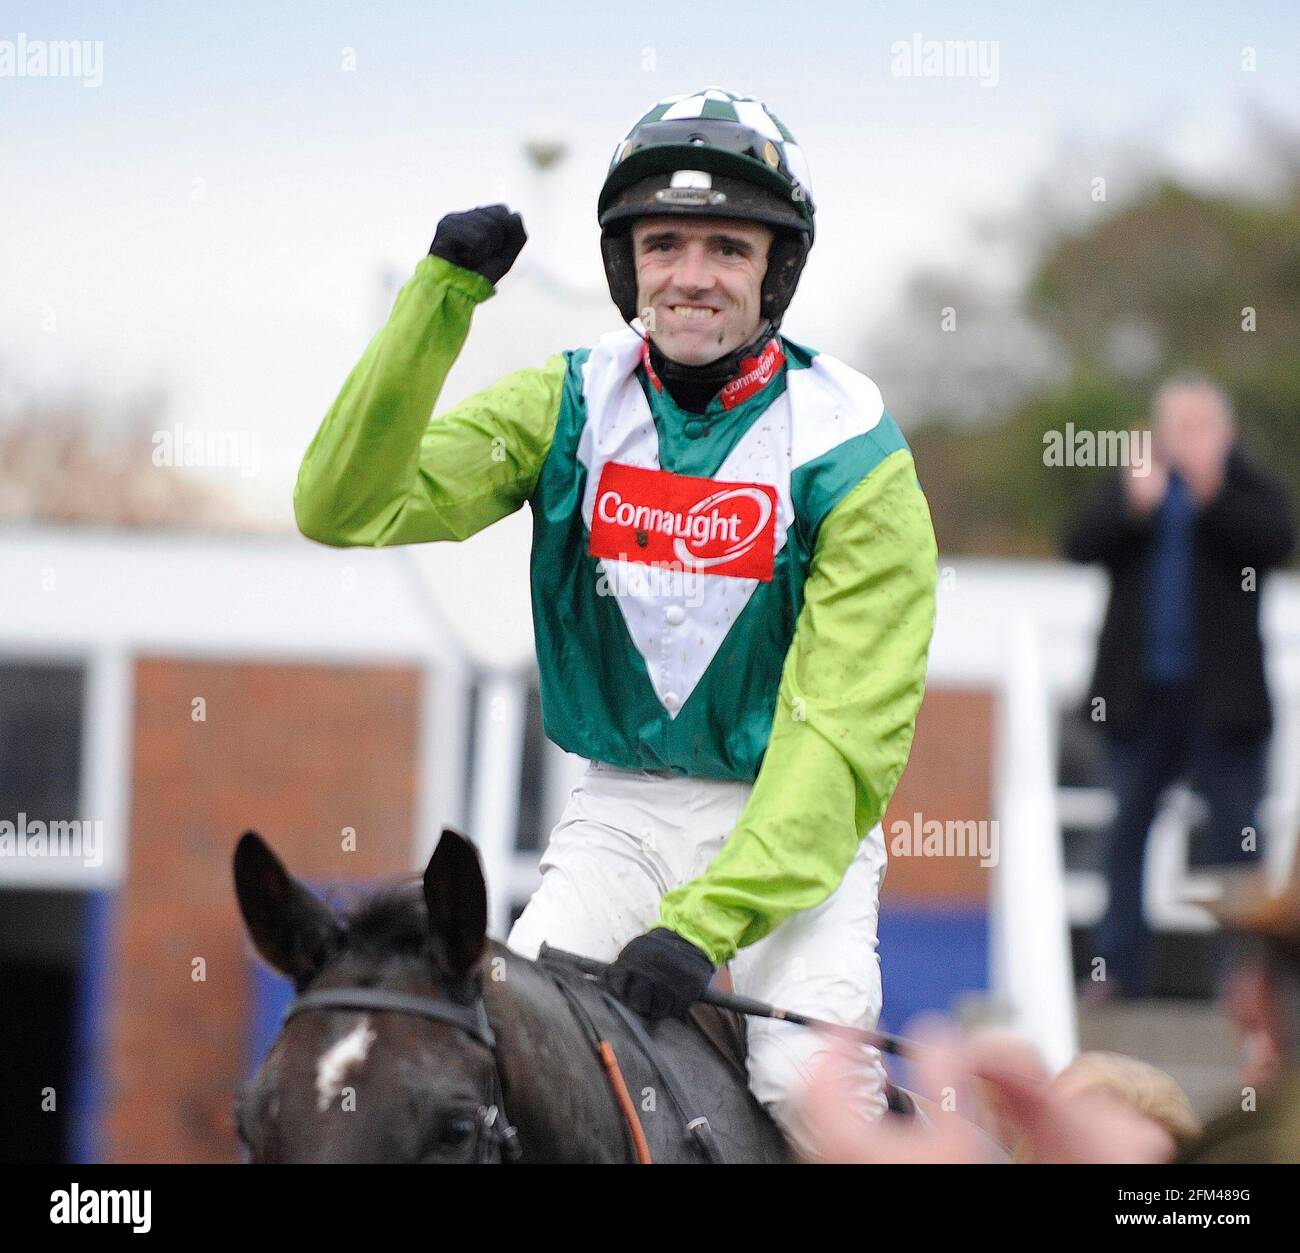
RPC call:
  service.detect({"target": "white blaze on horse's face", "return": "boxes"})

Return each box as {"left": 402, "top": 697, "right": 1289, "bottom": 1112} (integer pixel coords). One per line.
{"left": 314, "top": 1018, "right": 377, "bottom": 1112}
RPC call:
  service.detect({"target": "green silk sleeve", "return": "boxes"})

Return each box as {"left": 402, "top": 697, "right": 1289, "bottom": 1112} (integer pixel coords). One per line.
{"left": 294, "top": 254, "right": 566, "bottom": 547}
{"left": 656, "top": 447, "right": 939, "bottom": 965}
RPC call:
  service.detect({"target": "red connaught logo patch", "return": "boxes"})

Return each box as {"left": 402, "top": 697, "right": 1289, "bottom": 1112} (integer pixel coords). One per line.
{"left": 588, "top": 462, "right": 777, "bottom": 581}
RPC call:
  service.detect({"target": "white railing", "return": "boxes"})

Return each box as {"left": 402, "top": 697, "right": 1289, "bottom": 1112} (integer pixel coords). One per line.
{"left": 991, "top": 615, "right": 1079, "bottom": 1071}
{"left": 466, "top": 673, "right": 528, "bottom": 939}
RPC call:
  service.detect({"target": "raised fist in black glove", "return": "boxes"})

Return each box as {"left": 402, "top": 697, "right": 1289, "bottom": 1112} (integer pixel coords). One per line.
{"left": 428, "top": 204, "right": 527, "bottom": 285}
{"left": 603, "top": 928, "right": 716, "bottom": 1020}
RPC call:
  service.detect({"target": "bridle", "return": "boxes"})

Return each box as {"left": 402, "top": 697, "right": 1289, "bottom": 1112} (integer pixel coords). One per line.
{"left": 283, "top": 984, "right": 522, "bottom": 1163}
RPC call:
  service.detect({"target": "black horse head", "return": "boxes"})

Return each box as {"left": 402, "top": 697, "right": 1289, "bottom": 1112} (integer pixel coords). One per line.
{"left": 233, "top": 828, "right": 505, "bottom": 1163}
{"left": 233, "top": 829, "right": 792, "bottom": 1163}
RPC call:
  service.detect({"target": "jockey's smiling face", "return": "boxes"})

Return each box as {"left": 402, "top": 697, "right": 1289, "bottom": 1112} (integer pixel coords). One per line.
{"left": 631, "top": 216, "right": 773, "bottom": 366}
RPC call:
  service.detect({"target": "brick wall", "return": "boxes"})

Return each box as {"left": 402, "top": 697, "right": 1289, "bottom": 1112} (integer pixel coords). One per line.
{"left": 105, "top": 657, "right": 423, "bottom": 1163}
{"left": 882, "top": 686, "right": 996, "bottom": 904}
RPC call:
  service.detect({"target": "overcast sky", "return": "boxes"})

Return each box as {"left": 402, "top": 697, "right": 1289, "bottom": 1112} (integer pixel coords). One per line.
{"left": 3, "top": 1, "right": 1298, "bottom": 527}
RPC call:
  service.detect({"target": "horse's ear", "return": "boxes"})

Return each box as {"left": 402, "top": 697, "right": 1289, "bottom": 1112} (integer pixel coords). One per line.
{"left": 422, "top": 828, "right": 488, "bottom": 978}
{"left": 234, "top": 831, "right": 341, "bottom": 990}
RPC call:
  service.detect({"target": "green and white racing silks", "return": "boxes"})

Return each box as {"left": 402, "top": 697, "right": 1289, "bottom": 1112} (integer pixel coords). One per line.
{"left": 295, "top": 253, "right": 938, "bottom": 966}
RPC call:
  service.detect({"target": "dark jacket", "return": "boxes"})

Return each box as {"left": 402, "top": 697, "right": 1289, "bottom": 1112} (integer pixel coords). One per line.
{"left": 1178, "top": 1064, "right": 1300, "bottom": 1164}
{"left": 1062, "top": 445, "right": 1295, "bottom": 737}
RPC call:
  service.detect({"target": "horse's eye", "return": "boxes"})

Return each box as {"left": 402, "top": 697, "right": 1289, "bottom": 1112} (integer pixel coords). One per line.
{"left": 439, "top": 1115, "right": 477, "bottom": 1149}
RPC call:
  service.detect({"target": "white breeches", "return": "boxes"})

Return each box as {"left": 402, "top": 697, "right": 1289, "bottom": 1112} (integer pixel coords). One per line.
{"left": 505, "top": 760, "right": 890, "bottom": 1159}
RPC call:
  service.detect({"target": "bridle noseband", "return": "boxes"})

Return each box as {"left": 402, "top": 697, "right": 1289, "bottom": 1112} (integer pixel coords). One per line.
{"left": 283, "top": 985, "right": 521, "bottom": 1163}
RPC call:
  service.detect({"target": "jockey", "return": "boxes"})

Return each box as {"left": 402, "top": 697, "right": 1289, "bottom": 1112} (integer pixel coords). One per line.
{"left": 294, "top": 85, "right": 938, "bottom": 1159}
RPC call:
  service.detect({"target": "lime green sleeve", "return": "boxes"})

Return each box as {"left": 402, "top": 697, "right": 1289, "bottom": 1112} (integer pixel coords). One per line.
{"left": 294, "top": 254, "right": 566, "bottom": 547}
{"left": 656, "top": 448, "right": 938, "bottom": 965}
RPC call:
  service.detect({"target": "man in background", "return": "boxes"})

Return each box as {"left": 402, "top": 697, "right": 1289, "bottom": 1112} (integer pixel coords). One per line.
{"left": 1063, "top": 375, "right": 1294, "bottom": 999}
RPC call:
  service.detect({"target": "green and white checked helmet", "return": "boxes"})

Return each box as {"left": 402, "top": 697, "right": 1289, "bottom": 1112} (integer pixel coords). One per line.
{"left": 597, "top": 86, "right": 816, "bottom": 328}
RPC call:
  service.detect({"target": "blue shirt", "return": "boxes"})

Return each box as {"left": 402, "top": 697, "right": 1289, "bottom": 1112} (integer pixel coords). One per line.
{"left": 1144, "top": 470, "right": 1196, "bottom": 683}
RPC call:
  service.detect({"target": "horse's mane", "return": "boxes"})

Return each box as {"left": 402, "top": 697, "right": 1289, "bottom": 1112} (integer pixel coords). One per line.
{"left": 333, "top": 874, "right": 428, "bottom": 953}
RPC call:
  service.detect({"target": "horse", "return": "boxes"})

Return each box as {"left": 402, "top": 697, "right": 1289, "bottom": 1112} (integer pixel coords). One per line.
{"left": 232, "top": 826, "right": 792, "bottom": 1162}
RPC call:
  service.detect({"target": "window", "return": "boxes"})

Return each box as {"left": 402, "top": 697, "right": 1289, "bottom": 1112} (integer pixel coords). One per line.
{"left": 0, "top": 661, "right": 91, "bottom": 1163}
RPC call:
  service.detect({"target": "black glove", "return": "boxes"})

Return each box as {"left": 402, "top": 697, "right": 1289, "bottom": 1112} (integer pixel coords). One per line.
{"left": 428, "top": 204, "right": 527, "bottom": 285}
{"left": 603, "top": 928, "right": 716, "bottom": 1020}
